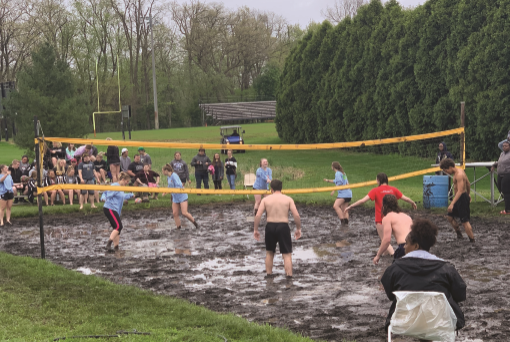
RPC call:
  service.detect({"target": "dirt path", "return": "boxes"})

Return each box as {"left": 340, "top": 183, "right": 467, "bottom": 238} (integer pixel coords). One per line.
{"left": 1, "top": 203, "right": 509, "bottom": 341}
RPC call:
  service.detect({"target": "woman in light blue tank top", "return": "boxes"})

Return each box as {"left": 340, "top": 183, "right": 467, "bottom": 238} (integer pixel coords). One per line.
{"left": 253, "top": 158, "right": 272, "bottom": 216}
{"left": 323, "top": 162, "right": 352, "bottom": 225}
{"left": 162, "top": 164, "right": 199, "bottom": 230}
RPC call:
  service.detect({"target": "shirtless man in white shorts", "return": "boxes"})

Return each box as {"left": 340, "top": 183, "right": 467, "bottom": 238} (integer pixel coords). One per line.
{"left": 253, "top": 179, "right": 302, "bottom": 277}
{"left": 373, "top": 194, "right": 413, "bottom": 265}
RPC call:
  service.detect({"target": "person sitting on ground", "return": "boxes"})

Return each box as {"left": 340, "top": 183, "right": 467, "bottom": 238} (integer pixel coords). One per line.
{"left": 170, "top": 151, "right": 191, "bottom": 186}
{"left": 492, "top": 140, "right": 510, "bottom": 214}
{"left": 345, "top": 173, "right": 417, "bottom": 256}
{"left": 66, "top": 143, "right": 77, "bottom": 163}
{"left": 120, "top": 148, "right": 131, "bottom": 172}
{"left": 373, "top": 195, "right": 413, "bottom": 265}
{"left": 43, "top": 169, "right": 65, "bottom": 206}
{"left": 381, "top": 218, "right": 466, "bottom": 339}
{"left": 253, "top": 179, "right": 302, "bottom": 277}
{"left": 19, "top": 155, "right": 33, "bottom": 177}
{"left": 439, "top": 158, "right": 475, "bottom": 242}
{"left": 65, "top": 165, "right": 79, "bottom": 206}
{"left": 127, "top": 154, "right": 144, "bottom": 185}
{"left": 8, "top": 159, "right": 23, "bottom": 203}
{"left": 138, "top": 147, "right": 152, "bottom": 167}
{"left": 94, "top": 152, "right": 109, "bottom": 184}
{"left": 135, "top": 163, "right": 160, "bottom": 200}
{"left": 50, "top": 142, "right": 66, "bottom": 168}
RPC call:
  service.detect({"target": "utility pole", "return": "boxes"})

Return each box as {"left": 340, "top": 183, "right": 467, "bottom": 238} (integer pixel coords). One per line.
{"left": 143, "top": 15, "right": 159, "bottom": 130}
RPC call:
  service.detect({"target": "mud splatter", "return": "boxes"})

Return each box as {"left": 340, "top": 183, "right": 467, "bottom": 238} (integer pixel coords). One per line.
{"left": 1, "top": 203, "right": 509, "bottom": 341}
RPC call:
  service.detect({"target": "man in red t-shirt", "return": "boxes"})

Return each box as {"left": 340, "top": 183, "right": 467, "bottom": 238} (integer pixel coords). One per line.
{"left": 345, "top": 173, "right": 417, "bottom": 256}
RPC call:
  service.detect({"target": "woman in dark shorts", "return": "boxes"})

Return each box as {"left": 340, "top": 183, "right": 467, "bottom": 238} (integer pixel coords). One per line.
{"left": 104, "top": 172, "right": 135, "bottom": 251}
{"left": 0, "top": 164, "right": 15, "bottom": 226}
{"left": 324, "top": 162, "right": 352, "bottom": 225}
{"left": 106, "top": 138, "right": 121, "bottom": 182}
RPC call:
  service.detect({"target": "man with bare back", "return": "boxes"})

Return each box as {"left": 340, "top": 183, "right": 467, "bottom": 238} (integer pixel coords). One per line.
{"left": 373, "top": 194, "right": 413, "bottom": 265}
{"left": 253, "top": 179, "right": 302, "bottom": 277}
{"left": 440, "top": 158, "right": 475, "bottom": 242}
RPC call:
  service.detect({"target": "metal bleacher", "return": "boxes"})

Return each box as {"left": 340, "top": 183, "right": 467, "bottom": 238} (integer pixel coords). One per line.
{"left": 199, "top": 101, "right": 276, "bottom": 123}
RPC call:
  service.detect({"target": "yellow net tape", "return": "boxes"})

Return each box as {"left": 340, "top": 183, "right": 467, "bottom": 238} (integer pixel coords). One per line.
{"left": 37, "top": 166, "right": 447, "bottom": 195}
{"left": 37, "top": 128, "right": 463, "bottom": 151}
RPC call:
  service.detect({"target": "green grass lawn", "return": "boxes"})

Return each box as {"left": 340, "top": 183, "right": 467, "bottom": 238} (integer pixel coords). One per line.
{"left": 10, "top": 123, "right": 507, "bottom": 219}
{"left": 0, "top": 141, "right": 26, "bottom": 166}
{"left": 0, "top": 252, "right": 315, "bottom": 342}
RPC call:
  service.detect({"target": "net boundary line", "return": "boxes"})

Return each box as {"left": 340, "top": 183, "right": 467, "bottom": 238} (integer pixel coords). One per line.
{"left": 37, "top": 166, "right": 455, "bottom": 196}
{"left": 37, "top": 128, "right": 464, "bottom": 151}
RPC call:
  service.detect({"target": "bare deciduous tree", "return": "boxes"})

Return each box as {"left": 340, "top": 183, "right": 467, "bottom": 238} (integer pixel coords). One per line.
{"left": 321, "top": 0, "right": 368, "bottom": 24}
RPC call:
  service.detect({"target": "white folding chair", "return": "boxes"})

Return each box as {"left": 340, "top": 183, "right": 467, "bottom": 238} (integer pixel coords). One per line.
{"left": 388, "top": 291, "right": 457, "bottom": 342}
{"left": 244, "top": 173, "right": 256, "bottom": 199}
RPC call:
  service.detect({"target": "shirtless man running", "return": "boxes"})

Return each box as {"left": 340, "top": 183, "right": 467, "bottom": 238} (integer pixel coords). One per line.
{"left": 373, "top": 194, "right": 412, "bottom": 265}
{"left": 253, "top": 179, "right": 302, "bottom": 277}
{"left": 440, "top": 158, "right": 475, "bottom": 242}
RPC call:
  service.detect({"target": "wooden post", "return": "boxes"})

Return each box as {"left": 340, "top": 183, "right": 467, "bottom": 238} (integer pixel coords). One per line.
{"left": 34, "top": 116, "right": 45, "bottom": 259}
{"left": 460, "top": 102, "right": 465, "bottom": 166}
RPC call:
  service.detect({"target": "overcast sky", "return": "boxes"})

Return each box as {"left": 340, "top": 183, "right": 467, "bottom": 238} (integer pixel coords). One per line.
{"left": 204, "top": 0, "right": 424, "bottom": 27}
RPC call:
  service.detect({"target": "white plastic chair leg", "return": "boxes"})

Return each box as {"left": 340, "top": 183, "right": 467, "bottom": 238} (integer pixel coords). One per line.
{"left": 388, "top": 325, "right": 392, "bottom": 342}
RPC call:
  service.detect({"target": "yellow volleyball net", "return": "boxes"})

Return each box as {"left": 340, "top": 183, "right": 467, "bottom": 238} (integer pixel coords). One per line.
{"left": 34, "top": 127, "right": 464, "bottom": 196}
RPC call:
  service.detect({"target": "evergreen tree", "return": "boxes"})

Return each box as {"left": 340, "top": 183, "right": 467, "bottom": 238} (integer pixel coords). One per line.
{"left": 7, "top": 42, "right": 91, "bottom": 153}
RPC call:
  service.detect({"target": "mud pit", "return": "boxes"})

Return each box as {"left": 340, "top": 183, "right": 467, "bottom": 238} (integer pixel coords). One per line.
{"left": 2, "top": 203, "right": 510, "bottom": 341}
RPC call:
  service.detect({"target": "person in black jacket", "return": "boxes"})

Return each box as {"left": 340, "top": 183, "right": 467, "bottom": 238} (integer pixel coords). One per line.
{"left": 381, "top": 218, "right": 466, "bottom": 338}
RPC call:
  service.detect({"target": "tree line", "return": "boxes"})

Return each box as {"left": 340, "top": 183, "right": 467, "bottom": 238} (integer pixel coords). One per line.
{"left": 276, "top": 0, "right": 510, "bottom": 160}
{"left": 0, "top": 0, "right": 303, "bottom": 148}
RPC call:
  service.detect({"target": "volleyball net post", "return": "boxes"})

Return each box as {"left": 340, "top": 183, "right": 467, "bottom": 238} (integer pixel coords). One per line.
{"left": 33, "top": 116, "right": 45, "bottom": 259}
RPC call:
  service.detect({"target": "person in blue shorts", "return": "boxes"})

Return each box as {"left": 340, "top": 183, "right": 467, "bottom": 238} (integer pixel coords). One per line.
{"left": 253, "top": 158, "right": 272, "bottom": 216}
{"left": 104, "top": 172, "right": 135, "bottom": 251}
{"left": 323, "top": 161, "right": 352, "bottom": 225}
{"left": 162, "top": 164, "right": 198, "bottom": 230}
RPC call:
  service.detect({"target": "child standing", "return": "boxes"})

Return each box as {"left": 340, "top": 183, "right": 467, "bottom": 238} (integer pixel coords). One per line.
{"left": 104, "top": 172, "right": 135, "bottom": 251}
{"left": 162, "top": 164, "right": 198, "bottom": 230}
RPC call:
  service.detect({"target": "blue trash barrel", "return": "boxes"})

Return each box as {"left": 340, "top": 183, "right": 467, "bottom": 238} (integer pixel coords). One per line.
{"left": 423, "top": 175, "right": 449, "bottom": 209}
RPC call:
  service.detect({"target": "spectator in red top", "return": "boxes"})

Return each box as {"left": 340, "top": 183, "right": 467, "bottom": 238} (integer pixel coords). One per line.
{"left": 345, "top": 173, "right": 417, "bottom": 256}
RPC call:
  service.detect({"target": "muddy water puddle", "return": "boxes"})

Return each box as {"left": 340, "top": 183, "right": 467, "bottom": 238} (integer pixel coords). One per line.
{"left": 2, "top": 204, "right": 510, "bottom": 341}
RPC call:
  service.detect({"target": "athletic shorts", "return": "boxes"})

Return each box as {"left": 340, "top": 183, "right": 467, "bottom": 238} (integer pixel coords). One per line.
{"left": 172, "top": 193, "right": 188, "bottom": 204}
{"left": 104, "top": 207, "right": 123, "bottom": 234}
{"left": 448, "top": 192, "right": 470, "bottom": 223}
{"left": 265, "top": 222, "right": 292, "bottom": 254}
{"left": 337, "top": 197, "right": 351, "bottom": 202}
{"left": 81, "top": 179, "right": 96, "bottom": 195}
{"left": 393, "top": 243, "right": 406, "bottom": 261}
{"left": 0, "top": 192, "right": 14, "bottom": 201}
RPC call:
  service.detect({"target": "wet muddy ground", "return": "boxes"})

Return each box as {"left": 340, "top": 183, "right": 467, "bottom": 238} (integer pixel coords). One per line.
{"left": 1, "top": 203, "right": 509, "bottom": 341}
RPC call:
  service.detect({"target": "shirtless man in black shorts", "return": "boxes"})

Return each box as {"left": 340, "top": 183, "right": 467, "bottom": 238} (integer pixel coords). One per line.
{"left": 440, "top": 158, "right": 475, "bottom": 242}
{"left": 253, "top": 179, "right": 302, "bottom": 277}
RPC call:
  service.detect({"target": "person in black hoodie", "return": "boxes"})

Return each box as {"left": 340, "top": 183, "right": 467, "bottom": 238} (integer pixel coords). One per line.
{"left": 381, "top": 218, "right": 466, "bottom": 338}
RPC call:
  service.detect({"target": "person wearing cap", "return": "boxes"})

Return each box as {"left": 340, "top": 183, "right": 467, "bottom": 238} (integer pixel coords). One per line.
{"left": 138, "top": 147, "right": 152, "bottom": 168}
{"left": 120, "top": 148, "right": 131, "bottom": 172}
{"left": 191, "top": 149, "right": 212, "bottom": 190}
